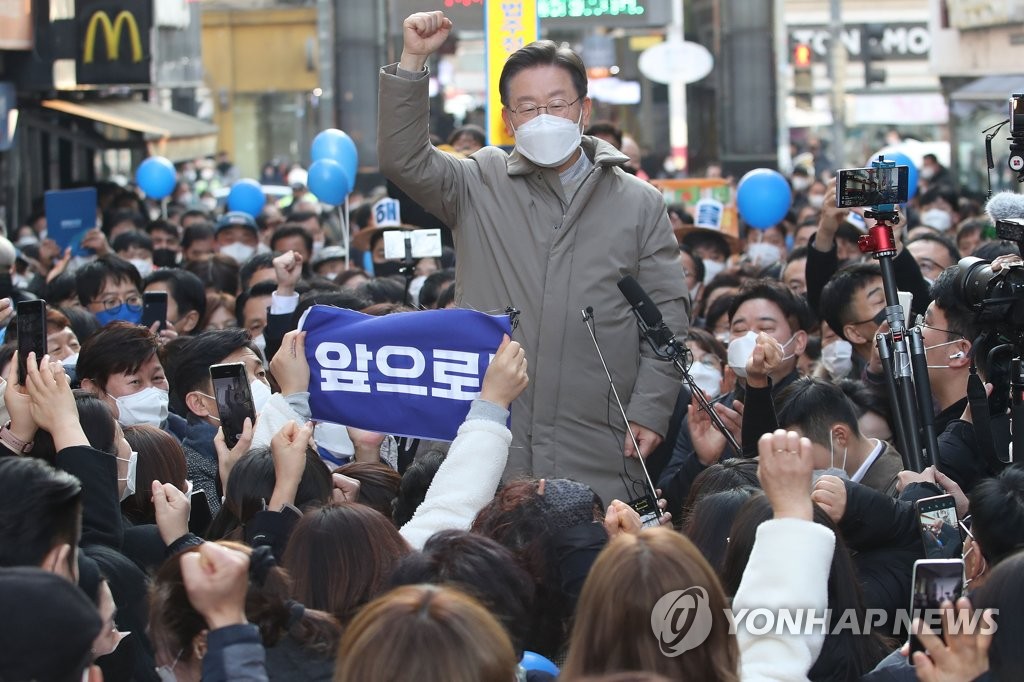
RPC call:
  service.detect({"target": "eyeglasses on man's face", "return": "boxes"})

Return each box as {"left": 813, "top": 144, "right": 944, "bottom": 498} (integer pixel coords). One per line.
{"left": 509, "top": 97, "right": 582, "bottom": 121}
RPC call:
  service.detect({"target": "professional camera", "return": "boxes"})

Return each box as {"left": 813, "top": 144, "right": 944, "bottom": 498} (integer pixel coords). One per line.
{"left": 957, "top": 247, "right": 1024, "bottom": 345}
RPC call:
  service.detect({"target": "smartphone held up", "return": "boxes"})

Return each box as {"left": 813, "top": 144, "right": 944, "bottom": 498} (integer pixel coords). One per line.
{"left": 209, "top": 362, "right": 256, "bottom": 448}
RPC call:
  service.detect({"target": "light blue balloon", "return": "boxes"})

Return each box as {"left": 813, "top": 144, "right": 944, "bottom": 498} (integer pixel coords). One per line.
{"left": 135, "top": 156, "right": 177, "bottom": 200}
{"left": 736, "top": 168, "right": 793, "bottom": 230}
{"left": 311, "top": 129, "right": 358, "bottom": 181}
{"left": 884, "top": 152, "right": 919, "bottom": 201}
{"left": 307, "top": 159, "right": 352, "bottom": 206}
{"left": 227, "top": 179, "right": 265, "bottom": 217}
{"left": 520, "top": 651, "right": 559, "bottom": 675}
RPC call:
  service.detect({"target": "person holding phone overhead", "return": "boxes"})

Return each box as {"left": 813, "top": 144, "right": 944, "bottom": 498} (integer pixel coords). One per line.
{"left": 379, "top": 11, "right": 687, "bottom": 506}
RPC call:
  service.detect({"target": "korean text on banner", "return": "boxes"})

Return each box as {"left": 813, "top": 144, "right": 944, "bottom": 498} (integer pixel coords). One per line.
{"left": 485, "top": 0, "right": 538, "bottom": 147}
{"left": 301, "top": 305, "right": 512, "bottom": 441}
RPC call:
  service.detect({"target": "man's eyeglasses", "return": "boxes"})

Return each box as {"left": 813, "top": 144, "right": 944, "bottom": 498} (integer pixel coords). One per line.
{"left": 98, "top": 294, "right": 143, "bottom": 313}
{"left": 913, "top": 314, "right": 962, "bottom": 338}
{"left": 509, "top": 97, "right": 582, "bottom": 121}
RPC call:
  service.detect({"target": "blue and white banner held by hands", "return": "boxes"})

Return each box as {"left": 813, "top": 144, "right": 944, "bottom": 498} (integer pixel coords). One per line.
{"left": 300, "top": 306, "right": 512, "bottom": 441}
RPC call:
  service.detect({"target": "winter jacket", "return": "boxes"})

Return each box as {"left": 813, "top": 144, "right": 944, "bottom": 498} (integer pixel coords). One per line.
{"left": 379, "top": 64, "right": 689, "bottom": 506}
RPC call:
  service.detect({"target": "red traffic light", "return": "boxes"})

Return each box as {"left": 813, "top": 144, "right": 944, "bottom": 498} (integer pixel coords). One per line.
{"left": 793, "top": 43, "right": 812, "bottom": 69}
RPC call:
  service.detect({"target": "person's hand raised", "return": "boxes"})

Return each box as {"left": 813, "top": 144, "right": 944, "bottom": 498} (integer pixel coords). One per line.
{"left": 180, "top": 542, "right": 250, "bottom": 630}
{"left": 269, "top": 330, "right": 309, "bottom": 396}
{"left": 758, "top": 429, "right": 815, "bottom": 521}
{"left": 745, "top": 332, "right": 783, "bottom": 389}
{"left": 480, "top": 334, "right": 528, "bottom": 410}
{"left": 400, "top": 11, "right": 453, "bottom": 72}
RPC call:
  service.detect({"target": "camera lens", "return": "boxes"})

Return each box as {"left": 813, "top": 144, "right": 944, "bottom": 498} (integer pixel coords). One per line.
{"left": 957, "top": 256, "right": 998, "bottom": 306}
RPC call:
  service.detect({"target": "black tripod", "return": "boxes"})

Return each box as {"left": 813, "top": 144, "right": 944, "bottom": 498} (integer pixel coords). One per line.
{"left": 857, "top": 209, "right": 939, "bottom": 472}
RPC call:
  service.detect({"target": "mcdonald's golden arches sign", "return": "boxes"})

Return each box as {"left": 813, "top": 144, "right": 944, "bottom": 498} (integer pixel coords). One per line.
{"left": 76, "top": 1, "right": 152, "bottom": 85}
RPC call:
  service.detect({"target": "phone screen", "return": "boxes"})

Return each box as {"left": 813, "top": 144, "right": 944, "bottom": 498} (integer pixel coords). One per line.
{"left": 836, "top": 165, "right": 910, "bottom": 208}
{"left": 909, "top": 559, "right": 964, "bottom": 659}
{"left": 17, "top": 300, "right": 47, "bottom": 384}
{"left": 141, "top": 291, "right": 168, "bottom": 331}
{"left": 628, "top": 495, "right": 661, "bottom": 529}
{"left": 209, "top": 362, "right": 255, "bottom": 448}
{"left": 915, "top": 494, "right": 962, "bottom": 559}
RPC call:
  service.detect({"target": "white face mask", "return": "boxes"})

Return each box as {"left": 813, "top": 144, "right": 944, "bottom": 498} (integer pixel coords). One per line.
{"left": 688, "top": 283, "right": 702, "bottom": 304}
{"left": 250, "top": 378, "right": 272, "bottom": 413}
{"left": 920, "top": 208, "right": 953, "bottom": 232}
{"left": 792, "top": 176, "right": 811, "bottom": 192}
{"left": 702, "top": 258, "right": 726, "bottom": 284}
{"left": 920, "top": 166, "right": 936, "bottom": 180}
{"left": 512, "top": 111, "right": 583, "bottom": 168}
{"left": 63, "top": 352, "right": 80, "bottom": 369}
{"left": 727, "top": 332, "right": 796, "bottom": 378}
{"left": 200, "top": 197, "right": 218, "bottom": 212}
{"left": 808, "top": 194, "right": 825, "bottom": 209}
{"left": 820, "top": 340, "right": 854, "bottom": 379}
{"left": 220, "top": 242, "right": 256, "bottom": 264}
{"left": 252, "top": 333, "right": 267, "bottom": 358}
{"left": 746, "top": 241, "right": 783, "bottom": 266}
{"left": 116, "top": 450, "right": 138, "bottom": 502}
{"left": 111, "top": 387, "right": 169, "bottom": 428}
{"left": 129, "top": 258, "right": 153, "bottom": 278}
{"left": 688, "top": 360, "right": 723, "bottom": 399}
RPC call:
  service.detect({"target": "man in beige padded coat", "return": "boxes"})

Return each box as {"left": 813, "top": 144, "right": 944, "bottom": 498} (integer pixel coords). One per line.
{"left": 378, "top": 10, "right": 688, "bottom": 506}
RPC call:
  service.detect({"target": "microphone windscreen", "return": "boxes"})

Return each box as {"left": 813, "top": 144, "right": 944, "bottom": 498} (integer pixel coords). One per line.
{"left": 985, "top": 191, "right": 1024, "bottom": 223}
{"left": 617, "top": 275, "right": 663, "bottom": 328}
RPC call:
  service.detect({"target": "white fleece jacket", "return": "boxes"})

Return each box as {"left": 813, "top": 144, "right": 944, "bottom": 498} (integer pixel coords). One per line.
{"left": 734, "top": 518, "right": 837, "bottom": 682}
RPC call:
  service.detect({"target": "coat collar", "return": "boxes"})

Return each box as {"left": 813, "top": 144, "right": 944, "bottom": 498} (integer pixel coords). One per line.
{"left": 505, "top": 135, "right": 630, "bottom": 176}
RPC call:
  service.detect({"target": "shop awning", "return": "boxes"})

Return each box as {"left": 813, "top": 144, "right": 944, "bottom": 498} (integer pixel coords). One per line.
{"left": 950, "top": 75, "right": 1024, "bottom": 102}
{"left": 41, "top": 99, "right": 218, "bottom": 161}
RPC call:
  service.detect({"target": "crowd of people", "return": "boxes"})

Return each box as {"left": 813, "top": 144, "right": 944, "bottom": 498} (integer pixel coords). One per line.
{"left": 0, "top": 9, "right": 1021, "bottom": 682}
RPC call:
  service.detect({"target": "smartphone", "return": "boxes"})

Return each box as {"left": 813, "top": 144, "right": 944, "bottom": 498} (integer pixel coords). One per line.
{"left": 383, "top": 229, "right": 443, "bottom": 260}
{"left": 209, "top": 362, "right": 255, "bottom": 448}
{"left": 915, "top": 494, "right": 962, "bottom": 560}
{"left": 17, "top": 299, "right": 47, "bottom": 385}
{"left": 188, "top": 490, "right": 213, "bottom": 536}
{"left": 909, "top": 558, "right": 964, "bottom": 661}
{"left": 628, "top": 495, "right": 662, "bottom": 529}
{"left": 141, "top": 291, "right": 168, "bottom": 331}
{"left": 836, "top": 165, "right": 910, "bottom": 208}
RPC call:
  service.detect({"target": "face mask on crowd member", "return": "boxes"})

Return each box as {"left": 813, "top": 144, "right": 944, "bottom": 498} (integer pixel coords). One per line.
{"left": 78, "top": 258, "right": 145, "bottom": 327}
{"left": 726, "top": 284, "right": 809, "bottom": 382}
{"left": 215, "top": 212, "right": 260, "bottom": 265}
{"left": 820, "top": 339, "right": 854, "bottom": 380}
{"left": 702, "top": 258, "right": 726, "bottom": 284}
{"left": 180, "top": 333, "right": 271, "bottom": 429}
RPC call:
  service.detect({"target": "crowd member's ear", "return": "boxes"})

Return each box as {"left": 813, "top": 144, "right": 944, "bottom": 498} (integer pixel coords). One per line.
{"left": 948, "top": 339, "right": 971, "bottom": 368}
{"left": 842, "top": 322, "right": 871, "bottom": 347}
{"left": 831, "top": 423, "right": 854, "bottom": 450}
{"left": 192, "top": 629, "right": 209, "bottom": 661}
{"left": 178, "top": 309, "right": 200, "bottom": 335}
{"left": 791, "top": 329, "right": 809, "bottom": 357}
{"left": 185, "top": 391, "right": 214, "bottom": 419}
{"left": 42, "top": 543, "right": 74, "bottom": 581}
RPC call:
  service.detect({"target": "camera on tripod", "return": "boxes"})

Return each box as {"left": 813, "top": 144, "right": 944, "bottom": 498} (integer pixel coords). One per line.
{"left": 957, "top": 250, "right": 1024, "bottom": 347}
{"left": 1008, "top": 94, "right": 1024, "bottom": 180}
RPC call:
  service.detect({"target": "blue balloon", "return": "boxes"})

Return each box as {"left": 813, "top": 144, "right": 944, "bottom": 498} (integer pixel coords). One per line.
{"left": 520, "top": 651, "right": 559, "bottom": 675}
{"left": 227, "top": 179, "right": 265, "bottom": 217}
{"left": 135, "top": 156, "right": 177, "bottom": 200}
{"left": 311, "top": 129, "right": 358, "bottom": 181}
{"left": 736, "top": 168, "right": 793, "bottom": 230}
{"left": 882, "top": 151, "right": 919, "bottom": 201}
{"left": 307, "top": 159, "right": 352, "bottom": 206}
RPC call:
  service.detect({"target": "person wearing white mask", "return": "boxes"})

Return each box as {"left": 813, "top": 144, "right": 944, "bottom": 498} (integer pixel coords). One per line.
{"left": 379, "top": 10, "right": 688, "bottom": 507}
{"left": 77, "top": 322, "right": 172, "bottom": 433}
{"left": 657, "top": 281, "right": 810, "bottom": 519}
{"left": 167, "top": 328, "right": 272, "bottom": 515}
{"left": 111, "top": 231, "right": 155, "bottom": 279}
{"left": 214, "top": 212, "right": 260, "bottom": 265}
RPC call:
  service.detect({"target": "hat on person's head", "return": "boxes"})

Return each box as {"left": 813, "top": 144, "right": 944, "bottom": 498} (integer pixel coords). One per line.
{"left": 351, "top": 197, "right": 419, "bottom": 252}
{"left": 0, "top": 566, "right": 102, "bottom": 682}
{"left": 215, "top": 211, "right": 259, "bottom": 237}
{"left": 287, "top": 167, "right": 308, "bottom": 189}
{"left": 312, "top": 245, "right": 349, "bottom": 268}
{"left": 540, "top": 478, "right": 598, "bottom": 531}
{"left": 674, "top": 198, "right": 741, "bottom": 254}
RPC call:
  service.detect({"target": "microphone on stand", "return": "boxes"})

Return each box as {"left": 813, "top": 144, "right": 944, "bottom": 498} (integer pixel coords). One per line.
{"left": 615, "top": 275, "right": 741, "bottom": 457}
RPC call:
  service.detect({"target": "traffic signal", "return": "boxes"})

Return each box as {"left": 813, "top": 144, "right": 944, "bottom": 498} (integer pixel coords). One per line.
{"left": 860, "top": 23, "right": 887, "bottom": 87}
{"left": 792, "top": 42, "right": 813, "bottom": 110}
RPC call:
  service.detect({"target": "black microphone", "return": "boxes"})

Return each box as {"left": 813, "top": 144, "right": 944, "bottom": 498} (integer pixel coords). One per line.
{"left": 617, "top": 275, "right": 674, "bottom": 348}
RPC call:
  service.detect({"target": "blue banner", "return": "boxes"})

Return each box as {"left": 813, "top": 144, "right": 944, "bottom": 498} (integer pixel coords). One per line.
{"left": 300, "top": 305, "right": 512, "bottom": 441}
